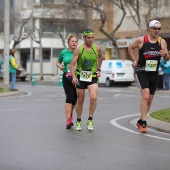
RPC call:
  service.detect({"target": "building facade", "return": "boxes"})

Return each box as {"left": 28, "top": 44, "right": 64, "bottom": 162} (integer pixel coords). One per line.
{"left": 0, "top": 0, "right": 170, "bottom": 76}
{"left": 114, "top": 0, "right": 170, "bottom": 60}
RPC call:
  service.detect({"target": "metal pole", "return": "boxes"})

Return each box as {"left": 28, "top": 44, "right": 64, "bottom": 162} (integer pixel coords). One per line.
{"left": 30, "top": 1, "right": 34, "bottom": 81}
{"left": 30, "top": 0, "right": 34, "bottom": 81}
{"left": 3, "top": 0, "right": 10, "bottom": 91}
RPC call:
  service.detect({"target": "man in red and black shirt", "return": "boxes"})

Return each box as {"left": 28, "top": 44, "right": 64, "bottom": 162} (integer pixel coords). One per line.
{"left": 128, "top": 20, "right": 169, "bottom": 133}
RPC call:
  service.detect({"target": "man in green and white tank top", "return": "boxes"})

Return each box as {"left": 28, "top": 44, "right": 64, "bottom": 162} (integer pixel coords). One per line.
{"left": 70, "top": 29, "right": 103, "bottom": 131}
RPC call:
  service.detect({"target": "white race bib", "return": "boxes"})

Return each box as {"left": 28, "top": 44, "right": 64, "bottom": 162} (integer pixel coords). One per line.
{"left": 145, "top": 60, "right": 158, "bottom": 71}
{"left": 80, "top": 71, "right": 92, "bottom": 82}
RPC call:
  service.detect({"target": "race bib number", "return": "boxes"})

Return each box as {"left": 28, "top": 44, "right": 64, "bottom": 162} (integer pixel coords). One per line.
{"left": 145, "top": 60, "right": 158, "bottom": 71}
{"left": 80, "top": 71, "right": 92, "bottom": 82}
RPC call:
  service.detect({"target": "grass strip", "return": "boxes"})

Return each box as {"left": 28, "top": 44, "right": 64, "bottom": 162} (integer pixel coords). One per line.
{"left": 0, "top": 88, "right": 11, "bottom": 93}
{"left": 150, "top": 108, "right": 170, "bottom": 123}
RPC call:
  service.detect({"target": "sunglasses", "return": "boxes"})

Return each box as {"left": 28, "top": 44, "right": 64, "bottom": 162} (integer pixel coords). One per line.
{"left": 152, "top": 27, "right": 161, "bottom": 30}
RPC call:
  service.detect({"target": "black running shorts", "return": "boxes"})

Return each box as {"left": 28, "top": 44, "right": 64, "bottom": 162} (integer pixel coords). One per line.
{"left": 136, "top": 72, "right": 158, "bottom": 95}
{"left": 76, "top": 75, "right": 98, "bottom": 89}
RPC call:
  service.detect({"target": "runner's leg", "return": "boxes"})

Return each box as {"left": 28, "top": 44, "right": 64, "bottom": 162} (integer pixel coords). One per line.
{"left": 88, "top": 83, "right": 98, "bottom": 117}
{"left": 76, "top": 88, "right": 85, "bottom": 119}
{"left": 140, "top": 88, "right": 150, "bottom": 120}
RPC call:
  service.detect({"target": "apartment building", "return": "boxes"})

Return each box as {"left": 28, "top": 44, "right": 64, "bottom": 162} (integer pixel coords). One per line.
{"left": 15, "top": 0, "right": 86, "bottom": 75}
{"left": 1, "top": 0, "right": 170, "bottom": 76}
{"left": 13, "top": 0, "right": 115, "bottom": 75}
{"left": 114, "top": 0, "right": 170, "bottom": 60}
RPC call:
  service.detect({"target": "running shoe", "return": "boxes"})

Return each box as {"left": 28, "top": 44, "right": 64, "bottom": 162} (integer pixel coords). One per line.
{"left": 136, "top": 122, "right": 147, "bottom": 133}
{"left": 74, "top": 121, "right": 82, "bottom": 131}
{"left": 87, "top": 120, "right": 94, "bottom": 131}
{"left": 66, "top": 118, "right": 73, "bottom": 129}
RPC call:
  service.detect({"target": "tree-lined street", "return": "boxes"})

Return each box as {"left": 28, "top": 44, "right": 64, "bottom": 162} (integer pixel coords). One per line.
{"left": 0, "top": 81, "right": 170, "bottom": 170}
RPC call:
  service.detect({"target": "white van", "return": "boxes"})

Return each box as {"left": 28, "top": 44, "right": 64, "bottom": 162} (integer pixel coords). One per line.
{"left": 99, "top": 60, "right": 134, "bottom": 87}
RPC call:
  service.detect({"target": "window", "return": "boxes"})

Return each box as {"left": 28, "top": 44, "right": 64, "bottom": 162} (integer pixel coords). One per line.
{"left": 53, "top": 48, "right": 64, "bottom": 57}
{"left": 43, "top": 49, "right": 51, "bottom": 60}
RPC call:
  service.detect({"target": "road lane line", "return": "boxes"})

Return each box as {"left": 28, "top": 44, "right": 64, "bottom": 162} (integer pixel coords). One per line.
{"left": 110, "top": 114, "right": 170, "bottom": 141}
{"left": 114, "top": 93, "right": 121, "bottom": 97}
{"left": 0, "top": 108, "right": 23, "bottom": 114}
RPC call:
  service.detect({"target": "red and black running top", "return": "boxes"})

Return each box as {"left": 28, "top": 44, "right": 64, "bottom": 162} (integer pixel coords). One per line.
{"left": 137, "top": 35, "right": 162, "bottom": 73}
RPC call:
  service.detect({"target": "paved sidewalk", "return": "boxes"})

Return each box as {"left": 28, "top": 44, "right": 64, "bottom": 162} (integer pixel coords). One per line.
{"left": 0, "top": 90, "right": 20, "bottom": 97}
{"left": 128, "top": 84, "right": 170, "bottom": 134}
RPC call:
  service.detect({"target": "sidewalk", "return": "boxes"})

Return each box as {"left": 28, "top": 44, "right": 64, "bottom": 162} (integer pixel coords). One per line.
{"left": 128, "top": 83, "right": 170, "bottom": 134}
{"left": 0, "top": 90, "right": 20, "bottom": 97}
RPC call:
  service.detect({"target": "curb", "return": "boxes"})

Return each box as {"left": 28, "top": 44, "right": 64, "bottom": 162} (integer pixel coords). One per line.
{"left": 0, "top": 91, "right": 20, "bottom": 97}
{"left": 147, "top": 114, "right": 170, "bottom": 134}
{"left": 128, "top": 84, "right": 170, "bottom": 134}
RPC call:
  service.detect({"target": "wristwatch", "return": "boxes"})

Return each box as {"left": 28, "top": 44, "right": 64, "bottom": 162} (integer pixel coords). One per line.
{"left": 97, "top": 68, "right": 101, "bottom": 71}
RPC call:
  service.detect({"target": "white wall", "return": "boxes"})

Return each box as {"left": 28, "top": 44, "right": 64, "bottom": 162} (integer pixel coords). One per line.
{"left": 27, "top": 57, "right": 58, "bottom": 75}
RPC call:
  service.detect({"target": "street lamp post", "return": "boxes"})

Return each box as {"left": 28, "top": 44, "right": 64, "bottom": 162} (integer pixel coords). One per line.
{"left": 30, "top": 0, "right": 34, "bottom": 82}
{"left": 3, "top": 0, "right": 10, "bottom": 91}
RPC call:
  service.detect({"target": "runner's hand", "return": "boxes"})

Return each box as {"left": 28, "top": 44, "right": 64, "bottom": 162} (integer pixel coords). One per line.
{"left": 159, "top": 50, "right": 166, "bottom": 57}
{"left": 72, "top": 77, "right": 78, "bottom": 85}
{"left": 132, "top": 60, "right": 137, "bottom": 68}
{"left": 60, "top": 66, "right": 64, "bottom": 71}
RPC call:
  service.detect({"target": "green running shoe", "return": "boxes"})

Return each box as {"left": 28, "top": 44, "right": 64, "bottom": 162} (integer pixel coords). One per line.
{"left": 87, "top": 120, "right": 94, "bottom": 131}
{"left": 74, "top": 121, "right": 82, "bottom": 131}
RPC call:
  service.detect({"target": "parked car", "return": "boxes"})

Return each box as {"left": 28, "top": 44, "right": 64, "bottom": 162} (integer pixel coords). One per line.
{"left": 0, "top": 67, "right": 27, "bottom": 81}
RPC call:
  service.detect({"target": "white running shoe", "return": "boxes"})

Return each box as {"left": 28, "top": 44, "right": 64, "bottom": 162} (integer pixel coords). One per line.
{"left": 87, "top": 120, "right": 94, "bottom": 131}
{"left": 74, "top": 121, "right": 82, "bottom": 131}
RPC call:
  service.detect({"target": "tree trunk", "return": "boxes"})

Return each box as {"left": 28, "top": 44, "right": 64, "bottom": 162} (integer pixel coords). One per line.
{"left": 39, "top": 41, "right": 43, "bottom": 80}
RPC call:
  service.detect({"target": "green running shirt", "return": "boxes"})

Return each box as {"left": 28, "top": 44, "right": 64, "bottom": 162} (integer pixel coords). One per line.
{"left": 58, "top": 49, "right": 74, "bottom": 73}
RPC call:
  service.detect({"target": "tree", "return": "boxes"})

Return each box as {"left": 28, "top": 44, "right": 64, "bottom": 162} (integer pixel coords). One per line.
{"left": 12, "top": 17, "right": 31, "bottom": 49}
{"left": 50, "top": 2, "right": 86, "bottom": 48}
{"left": 125, "top": 0, "right": 169, "bottom": 36}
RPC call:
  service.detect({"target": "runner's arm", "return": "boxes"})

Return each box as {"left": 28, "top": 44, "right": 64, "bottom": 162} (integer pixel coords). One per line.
{"left": 70, "top": 47, "right": 79, "bottom": 82}
{"left": 160, "top": 39, "right": 170, "bottom": 61}
{"left": 96, "top": 46, "right": 103, "bottom": 71}
{"left": 128, "top": 37, "right": 143, "bottom": 68}
{"left": 56, "top": 60, "right": 64, "bottom": 71}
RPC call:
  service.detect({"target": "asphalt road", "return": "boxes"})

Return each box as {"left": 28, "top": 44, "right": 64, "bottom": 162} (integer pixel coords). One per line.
{"left": 0, "top": 81, "right": 170, "bottom": 170}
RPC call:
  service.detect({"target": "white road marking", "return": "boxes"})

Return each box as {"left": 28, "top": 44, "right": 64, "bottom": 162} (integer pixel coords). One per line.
{"left": 33, "top": 99, "right": 52, "bottom": 102}
{"left": 110, "top": 114, "right": 170, "bottom": 141}
{"left": 159, "top": 96, "right": 170, "bottom": 98}
{"left": 114, "top": 93, "right": 121, "bottom": 97}
{"left": 0, "top": 108, "right": 23, "bottom": 114}
{"left": 113, "top": 93, "right": 140, "bottom": 98}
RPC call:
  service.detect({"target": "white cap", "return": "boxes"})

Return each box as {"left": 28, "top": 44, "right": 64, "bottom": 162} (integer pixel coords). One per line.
{"left": 149, "top": 20, "right": 161, "bottom": 27}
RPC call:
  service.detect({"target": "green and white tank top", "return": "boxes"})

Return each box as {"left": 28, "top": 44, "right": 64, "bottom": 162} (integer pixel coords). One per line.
{"left": 76, "top": 44, "right": 98, "bottom": 77}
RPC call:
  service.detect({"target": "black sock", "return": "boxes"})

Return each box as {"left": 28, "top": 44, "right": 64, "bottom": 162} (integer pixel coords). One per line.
{"left": 88, "top": 117, "right": 93, "bottom": 120}
{"left": 142, "top": 120, "right": 147, "bottom": 126}
{"left": 138, "top": 119, "right": 143, "bottom": 125}
{"left": 77, "top": 118, "right": 81, "bottom": 122}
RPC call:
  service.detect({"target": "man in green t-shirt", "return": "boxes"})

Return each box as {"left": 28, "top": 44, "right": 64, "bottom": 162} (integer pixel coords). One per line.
{"left": 70, "top": 29, "right": 103, "bottom": 131}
